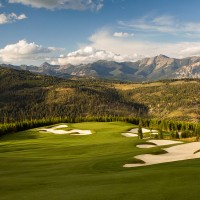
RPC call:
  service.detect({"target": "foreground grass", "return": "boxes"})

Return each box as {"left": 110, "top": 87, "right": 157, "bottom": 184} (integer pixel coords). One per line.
{"left": 0, "top": 122, "right": 200, "bottom": 200}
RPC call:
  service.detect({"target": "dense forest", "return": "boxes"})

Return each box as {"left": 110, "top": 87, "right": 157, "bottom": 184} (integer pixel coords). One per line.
{"left": 0, "top": 66, "right": 200, "bottom": 125}
{"left": 0, "top": 67, "right": 147, "bottom": 123}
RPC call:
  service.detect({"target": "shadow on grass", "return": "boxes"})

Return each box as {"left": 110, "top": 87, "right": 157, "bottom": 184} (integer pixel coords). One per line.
{"left": 194, "top": 149, "right": 200, "bottom": 154}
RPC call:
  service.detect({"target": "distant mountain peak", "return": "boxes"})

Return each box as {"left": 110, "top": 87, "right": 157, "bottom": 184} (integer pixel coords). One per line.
{"left": 156, "top": 54, "right": 169, "bottom": 59}
{"left": 40, "top": 62, "right": 51, "bottom": 67}
{"left": 1, "top": 54, "right": 200, "bottom": 81}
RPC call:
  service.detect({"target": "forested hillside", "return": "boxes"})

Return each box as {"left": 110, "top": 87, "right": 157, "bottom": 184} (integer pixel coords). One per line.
{"left": 0, "top": 67, "right": 146, "bottom": 123}
{"left": 115, "top": 80, "right": 200, "bottom": 122}
{"left": 0, "top": 66, "right": 199, "bottom": 123}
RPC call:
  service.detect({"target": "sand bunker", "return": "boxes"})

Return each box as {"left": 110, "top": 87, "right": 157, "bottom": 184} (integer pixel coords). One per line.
{"left": 129, "top": 128, "right": 158, "bottom": 134}
{"left": 150, "top": 132, "right": 158, "bottom": 135}
{"left": 122, "top": 128, "right": 158, "bottom": 138}
{"left": 129, "top": 128, "right": 154, "bottom": 134}
{"left": 69, "top": 129, "right": 92, "bottom": 136}
{"left": 148, "top": 140, "right": 182, "bottom": 146}
{"left": 136, "top": 140, "right": 182, "bottom": 149}
{"left": 137, "top": 144, "right": 156, "bottom": 148}
{"left": 122, "top": 133, "right": 138, "bottom": 137}
{"left": 124, "top": 142, "right": 200, "bottom": 168}
{"left": 53, "top": 125, "right": 68, "bottom": 129}
{"left": 41, "top": 128, "right": 68, "bottom": 134}
{"left": 40, "top": 124, "right": 92, "bottom": 136}
{"left": 151, "top": 130, "right": 158, "bottom": 132}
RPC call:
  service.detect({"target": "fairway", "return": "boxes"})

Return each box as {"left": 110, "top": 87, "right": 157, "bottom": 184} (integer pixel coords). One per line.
{"left": 0, "top": 122, "right": 200, "bottom": 200}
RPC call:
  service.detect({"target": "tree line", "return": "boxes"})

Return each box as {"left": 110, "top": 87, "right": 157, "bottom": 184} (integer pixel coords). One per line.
{"left": 0, "top": 116, "right": 199, "bottom": 138}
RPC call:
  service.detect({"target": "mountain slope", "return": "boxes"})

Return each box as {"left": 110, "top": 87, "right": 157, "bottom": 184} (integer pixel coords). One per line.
{"left": 115, "top": 80, "right": 200, "bottom": 122}
{"left": 0, "top": 66, "right": 200, "bottom": 122}
{"left": 1, "top": 55, "right": 200, "bottom": 81}
{"left": 5, "top": 55, "right": 200, "bottom": 81}
{"left": 0, "top": 66, "right": 147, "bottom": 123}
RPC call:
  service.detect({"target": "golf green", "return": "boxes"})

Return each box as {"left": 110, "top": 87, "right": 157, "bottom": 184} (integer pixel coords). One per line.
{"left": 0, "top": 122, "right": 200, "bottom": 200}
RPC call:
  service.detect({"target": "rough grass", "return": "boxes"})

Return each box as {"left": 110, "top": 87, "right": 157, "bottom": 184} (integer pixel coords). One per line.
{"left": 0, "top": 122, "right": 200, "bottom": 200}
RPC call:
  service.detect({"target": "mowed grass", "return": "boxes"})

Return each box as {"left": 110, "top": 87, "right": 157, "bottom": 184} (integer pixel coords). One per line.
{"left": 0, "top": 122, "right": 200, "bottom": 200}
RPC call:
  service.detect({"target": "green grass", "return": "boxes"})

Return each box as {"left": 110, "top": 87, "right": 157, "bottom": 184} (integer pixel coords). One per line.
{"left": 0, "top": 122, "right": 200, "bottom": 200}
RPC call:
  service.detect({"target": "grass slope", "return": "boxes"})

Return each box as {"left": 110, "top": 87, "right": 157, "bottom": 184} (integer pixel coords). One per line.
{"left": 115, "top": 80, "right": 200, "bottom": 122}
{"left": 0, "top": 122, "right": 200, "bottom": 200}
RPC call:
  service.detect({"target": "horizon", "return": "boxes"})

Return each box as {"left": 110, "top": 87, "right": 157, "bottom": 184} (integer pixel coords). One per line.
{"left": 1, "top": 53, "right": 198, "bottom": 67}
{"left": 1, "top": 0, "right": 200, "bottom": 65}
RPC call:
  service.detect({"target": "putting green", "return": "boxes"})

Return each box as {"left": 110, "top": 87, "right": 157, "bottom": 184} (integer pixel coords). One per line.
{"left": 0, "top": 122, "right": 200, "bottom": 200}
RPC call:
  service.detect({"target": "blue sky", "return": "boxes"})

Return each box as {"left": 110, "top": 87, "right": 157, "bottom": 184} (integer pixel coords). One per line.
{"left": 1, "top": 0, "right": 200, "bottom": 65}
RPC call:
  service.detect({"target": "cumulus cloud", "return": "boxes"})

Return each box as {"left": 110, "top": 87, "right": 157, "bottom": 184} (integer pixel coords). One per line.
{"left": 57, "top": 46, "right": 138, "bottom": 65}
{"left": 0, "top": 13, "right": 27, "bottom": 24}
{"left": 0, "top": 40, "right": 62, "bottom": 63}
{"left": 89, "top": 29, "right": 200, "bottom": 59}
{"left": 8, "top": 0, "right": 104, "bottom": 11}
{"left": 113, "top": 32, "right": 134, "bottom": 38}
{"left": 89, "top": 29, "right": 146, "bottom": 57}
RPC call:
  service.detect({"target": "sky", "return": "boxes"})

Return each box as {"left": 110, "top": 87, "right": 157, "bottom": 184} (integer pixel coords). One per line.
{"left": 1, "top": 0, "right": 200, "bottom": 65}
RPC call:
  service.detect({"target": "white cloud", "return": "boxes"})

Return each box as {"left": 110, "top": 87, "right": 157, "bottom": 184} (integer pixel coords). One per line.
{"left": 57, "top": 46, "right": 138, "bottom": 65}
{"left": 17, "top": 13, "right": 27, "bottom": 20}
{"left": 9, "top": 0, "right": 104, "bottom": 11}
{"left": 119, "top": 15, "right": 200, "bottom": 36}
{"left": 152, "top": 15, "right": 175, "bottom": 26}
{"left": 113, "top": 32, "right": 134, "bottom": 38}
{"left": 89, "top": 29, "right": 200, "bottom": 59}
{"left": 0, "top": 40, "right": 62, "bottom": 63}
{"left": 0, "top": 13, "right": 27, "bottom": 24}
{"left": 3, "top": 29, "right": 200, "bottom": 66}
{"left": 179, "top": 45, "right": 200, "bottom": 57}
{"left": 89, "top": 29, "right": 146, "bottom": 57}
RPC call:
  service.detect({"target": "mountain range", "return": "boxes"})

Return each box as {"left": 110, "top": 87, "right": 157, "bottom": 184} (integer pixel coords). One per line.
{"left": 1, "top": 54, "right": 200, "bottom": 81}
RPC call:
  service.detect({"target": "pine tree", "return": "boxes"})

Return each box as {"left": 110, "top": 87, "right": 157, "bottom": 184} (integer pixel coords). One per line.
{"left": 158, "top": 122, "right": 164, "bottom": 139}
{"left": 138, "top": 119, "right": 143, "bottom": 139}
{"left": 175, "top": 131, "right": 180, "bottom": 139}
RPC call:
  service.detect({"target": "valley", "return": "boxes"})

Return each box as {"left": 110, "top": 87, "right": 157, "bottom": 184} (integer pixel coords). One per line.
{"left": 1, "top": 1, "right": 200, "bottom": 200}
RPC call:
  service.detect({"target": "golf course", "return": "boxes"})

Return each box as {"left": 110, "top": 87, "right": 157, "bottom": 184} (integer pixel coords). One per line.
{"left": 0, "top": 122, "right": 200, "bottom": 200}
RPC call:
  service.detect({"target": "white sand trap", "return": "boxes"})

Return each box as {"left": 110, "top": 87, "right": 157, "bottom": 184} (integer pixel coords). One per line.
{"left": 150, "top": 132, "right": 158, "bottom": 135}
{"left": 151, "top": 130, "right": 158, "bottom": 133}
{"left": 40, "top": 124, "right": 92, "bottom": 136}
{"left": 40, "top": 128, "right": 69, "bottom": 134}
{"left": 122, "top": 128, "right": 159, "bottom": 138}
{"left": 136, "top": 140, "right": 182, "bottom": 149}
{"left": 136, "top": 144, "right": 156, "bottom": 148}
{"left": 129, "top": 128, "right": 153, "bottom": 134}
{"left": 53, "top": 125, "right": 68, "bottom": 129}
{"left": 121, "top": 133, "right": 138, "bottom": 137}
{"left": 149, "top": 140, "right": 183, "bottom": 146}
{"left": 69, "top": 129, "right": 92, "bottom": 136}
{"left": 124, "top": 142, "right": 200, "bottom": 168}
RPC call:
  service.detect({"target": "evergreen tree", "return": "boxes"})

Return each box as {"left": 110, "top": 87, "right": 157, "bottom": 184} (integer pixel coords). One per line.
{"left": 138, "top": 119, "right": 143, "bottom": 139}
{"left": 158, "top": 123, "right": 164, "bottom": 139}
{"left": 158, "top": 129, "right": 164, "bottom": 139}
{"left": 175, "top": 131, "right": 180, "bottom": 139}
